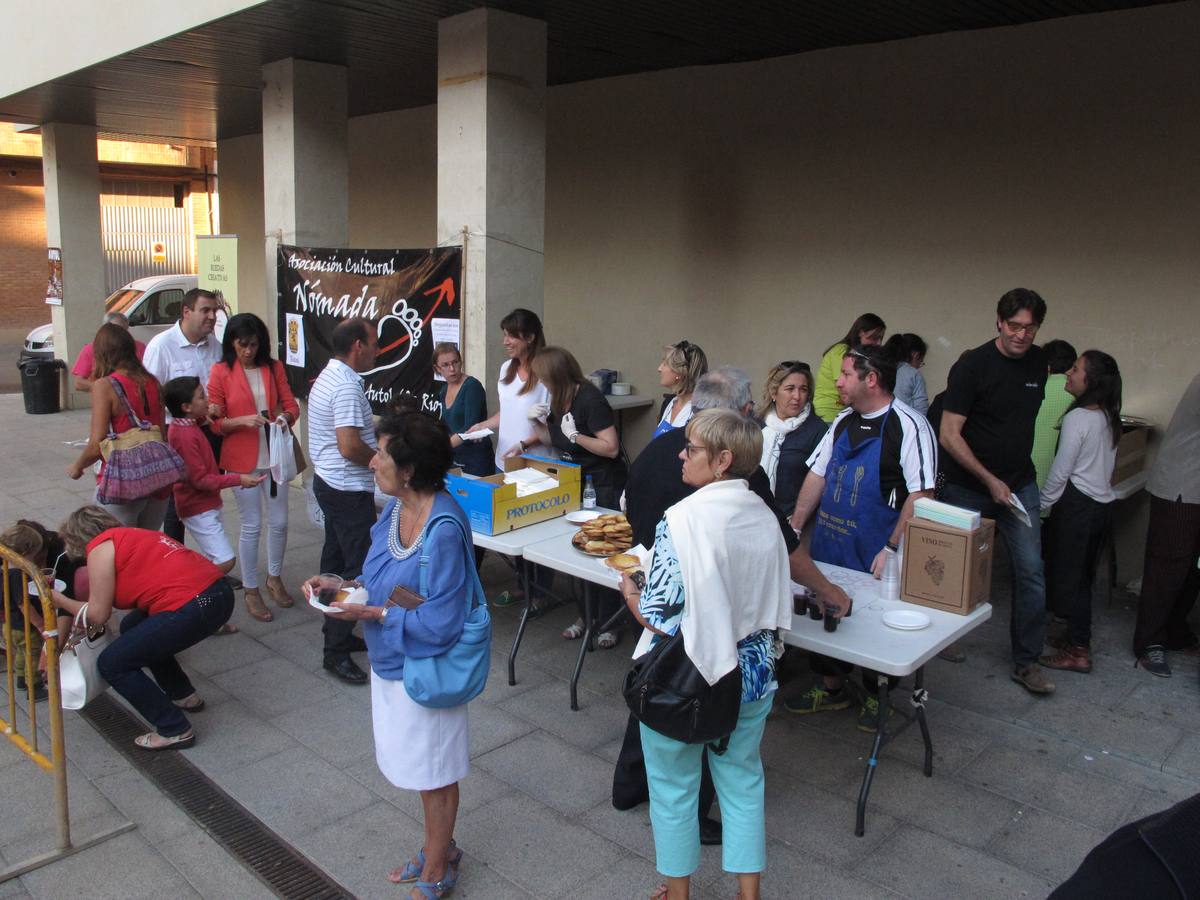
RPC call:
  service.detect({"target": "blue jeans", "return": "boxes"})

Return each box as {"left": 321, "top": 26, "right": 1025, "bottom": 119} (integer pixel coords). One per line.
{"left": 640, "top": 694, "right": 773, "bottom": 878}
{"left": 97, "top": 579, "right": 234, "bottom": 736}
{"left": 941, "top": 480, "right": 1046, "bottom": 666}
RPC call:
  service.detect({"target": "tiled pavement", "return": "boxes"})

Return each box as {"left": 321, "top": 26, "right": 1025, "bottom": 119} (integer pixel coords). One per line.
{"left": 1, "top": 394, "right": 1197, "bottom": 898}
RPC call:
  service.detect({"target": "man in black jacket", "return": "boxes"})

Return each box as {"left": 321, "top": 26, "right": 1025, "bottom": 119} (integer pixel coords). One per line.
{"left": 613, "top": 366, "right": 847, "bottom": 843}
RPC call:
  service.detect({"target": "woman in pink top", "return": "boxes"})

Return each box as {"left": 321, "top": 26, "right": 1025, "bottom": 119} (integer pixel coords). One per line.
{"left": 66, "top": 324, "right": 170, "bottom": 530}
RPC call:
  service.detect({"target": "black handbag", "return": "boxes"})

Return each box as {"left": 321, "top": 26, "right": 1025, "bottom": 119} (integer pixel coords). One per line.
{"left": 622, "top": 627, "right": 742, "bottom": 746}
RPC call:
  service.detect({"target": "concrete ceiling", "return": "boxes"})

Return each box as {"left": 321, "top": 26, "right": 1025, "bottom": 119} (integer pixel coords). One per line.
{"left": 0, "top": 0, "right": 1182, "bottom": 143}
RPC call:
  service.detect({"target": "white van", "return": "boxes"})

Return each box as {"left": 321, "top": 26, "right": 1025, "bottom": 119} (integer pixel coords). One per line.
{"left": 21, "top": 274, "right": 202, "bottom": 361}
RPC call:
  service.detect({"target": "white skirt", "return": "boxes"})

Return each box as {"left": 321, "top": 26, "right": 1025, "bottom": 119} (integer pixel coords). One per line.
{"left": 371, "top": 670, "right": 470, "bottom": 791}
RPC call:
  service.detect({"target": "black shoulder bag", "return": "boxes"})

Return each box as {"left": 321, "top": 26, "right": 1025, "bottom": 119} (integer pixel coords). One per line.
{"left": 622, "top": 596, "right": 742, "bottom": 747}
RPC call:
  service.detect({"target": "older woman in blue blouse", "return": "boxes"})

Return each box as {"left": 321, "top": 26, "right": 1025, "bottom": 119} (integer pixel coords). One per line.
{"left": 306, "top": 411, "right": 475, "bottom": 900}
{"left": 619, "top": 408, "right": 792, "bottom": 900}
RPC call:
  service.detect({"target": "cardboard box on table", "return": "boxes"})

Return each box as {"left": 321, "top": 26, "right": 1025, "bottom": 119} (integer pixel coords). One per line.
{"left": 901, "top": 517, "right": 995, "bottom": 615}
{"left": 446, "top": 455, "right": 581, "bottom": 535}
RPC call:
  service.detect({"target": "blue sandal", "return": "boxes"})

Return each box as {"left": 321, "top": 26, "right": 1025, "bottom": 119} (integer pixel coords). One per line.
{"left": 410, "top": 866, "right": 459, "bottom": 899}
{"left": 388, "top": 840, "right": 462, "bottom": 885}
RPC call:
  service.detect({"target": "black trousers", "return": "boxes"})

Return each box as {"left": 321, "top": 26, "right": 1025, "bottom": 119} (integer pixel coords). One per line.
{"left": 612, "top": 712, "right": 715, "bottom": 819}
{"left": 313, "top": 474, "right": 376, "bottom": 661}
{"left": 1045, "top": 481, "right": 1111, "bottom": 647}
{"left": 1133, "top": 494, "right": 1200, "bottom": 656}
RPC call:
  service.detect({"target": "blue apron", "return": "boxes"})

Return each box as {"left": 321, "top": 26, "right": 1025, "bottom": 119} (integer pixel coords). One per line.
{"left": 810, "top": 407, "right": 898, "bottom": 573}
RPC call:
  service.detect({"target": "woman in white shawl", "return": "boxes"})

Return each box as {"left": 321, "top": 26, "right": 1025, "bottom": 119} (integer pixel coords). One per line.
{"left": 756, "top": 362, "right": 828, "bottom": 518}
{"left": 619, "top": 408, "right": 792, "bottom": 900}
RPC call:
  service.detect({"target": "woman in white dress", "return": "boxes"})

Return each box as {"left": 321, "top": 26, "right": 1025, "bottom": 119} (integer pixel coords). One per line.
{"left": 306, "top": 412, "right": 479, "bottom": 900}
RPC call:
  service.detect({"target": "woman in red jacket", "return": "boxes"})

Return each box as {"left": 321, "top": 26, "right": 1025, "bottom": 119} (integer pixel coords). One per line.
{"left": 207, "top": 314, "right": 300, "bottom": 622}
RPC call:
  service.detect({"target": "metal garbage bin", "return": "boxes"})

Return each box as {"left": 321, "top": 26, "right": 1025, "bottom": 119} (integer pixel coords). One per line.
{"left": 18, "top": 358, "right": 65, "bottom": 415}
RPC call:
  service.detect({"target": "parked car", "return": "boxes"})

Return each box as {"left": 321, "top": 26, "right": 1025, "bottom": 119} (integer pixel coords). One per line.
{"left": 21, "top": 274, "right": 203, "bottom": 362}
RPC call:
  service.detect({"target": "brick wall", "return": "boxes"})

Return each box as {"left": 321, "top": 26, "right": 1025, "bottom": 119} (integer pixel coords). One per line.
{"left": 0, "top": 168, "right": 50, "bottom": 332}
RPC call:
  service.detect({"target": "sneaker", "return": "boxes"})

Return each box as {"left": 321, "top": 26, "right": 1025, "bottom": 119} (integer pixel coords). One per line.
{"left": 15, "top": 676, "right": 47, "bottom": 703}
{"left": 1010, "top": 664, "right": 1056, "bottom": 695}
{"left": 1136, "top": 646, "right": 1171, "bottom": 678}
{"left": 1040, "top": 644, "right": 1092, "bottom": 674}
{"left": 784, "top": 684, "right": 851, "bottom": 715}
{"left": 856, "top": 696, "right": 893, "bottom": 732}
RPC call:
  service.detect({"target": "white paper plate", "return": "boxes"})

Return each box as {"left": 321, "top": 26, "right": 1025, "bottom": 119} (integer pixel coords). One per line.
{"left": 565, "top": 510, "right": 601, "bottom": 525}
{"left": 28, "top": 578, "right": 66, "bottom": 597}
{"left": 882, "top": 609, "right": 931, "bottom": 631}
{"left": 305, "top": 584, "right": 368, "bottom": 615}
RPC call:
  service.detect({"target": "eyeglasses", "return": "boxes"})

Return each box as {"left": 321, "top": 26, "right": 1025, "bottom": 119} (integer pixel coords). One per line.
{"left": 674, "top": 340, "right": 695, "bottom": 361}
{"left": 1003, "top": 320, "right": 1040, "bottom": 336}
{"left": 779, "top": 360, "right": 811, "bottom": 372}
{"left": 684, "top": 443, "right": 707, "bottom": 458}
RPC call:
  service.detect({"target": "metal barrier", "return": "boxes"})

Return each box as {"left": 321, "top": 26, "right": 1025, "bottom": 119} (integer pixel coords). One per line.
{"left": 0, "top": 546, "right": 133, "bottom": 882}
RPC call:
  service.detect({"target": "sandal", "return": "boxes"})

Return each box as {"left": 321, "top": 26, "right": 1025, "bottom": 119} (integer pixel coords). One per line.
{"left": 134, "top": 730, "right": 195, "bottom": 751}
{"left": 244, "top": 589, "right": 273, "bottom": 622}
{"left": 265, "top": 576, "right": 295, "bottom": 608}
{"left": 650, "top": 885, "right": 669, "bottom": 900}
{"left": 216, "top": 623, "right": 239, "bottom": 635}
{"left": 172, "top": 693, "right": 205, "bottom": 712}
{"left": 562, "top": 619, "right": 585, "bottom": 640}
{"left": 387, "top": 840, "right": 462, "bottom": 885}
{"left": 597, "top": 630, "right": 620, "bottom": 650}
{"left": 411, "top": 870, "right": 459, "bottom": 900}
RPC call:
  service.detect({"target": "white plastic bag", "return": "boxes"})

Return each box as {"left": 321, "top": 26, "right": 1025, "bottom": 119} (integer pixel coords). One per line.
{"left": 60, "top": 604, "right": 113, "bottom": 710}
{"left": 269, "top": 418, "right": 299, "bottom": 485}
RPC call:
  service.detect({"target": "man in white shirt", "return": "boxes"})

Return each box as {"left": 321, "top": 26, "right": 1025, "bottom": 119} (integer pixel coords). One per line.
{"left": 142, "top": 288, "right": 223, "bottom": 543}
{"left": 309, "top": 318, "right": 379, "bottom": 684}
{"left": 786, "top": 344, "right": 936, "bottom": 731}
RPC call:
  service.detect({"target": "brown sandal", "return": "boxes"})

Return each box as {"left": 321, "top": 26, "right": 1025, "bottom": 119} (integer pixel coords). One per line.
{"left": 265, "top": 576, "right": 295, "bottom": 608}
{"left": 244, "top": 589, "right": 273, "bottom": 622}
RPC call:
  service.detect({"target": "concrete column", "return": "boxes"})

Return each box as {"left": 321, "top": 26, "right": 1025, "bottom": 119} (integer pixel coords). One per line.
{"left": 41, "top": 123, "right": 104, "bottom": 410}
{"left": 438, "top": 9, "right": 546, "bottom": 394}
{"left": 261, "top": 58, "right": 348, "bottom": 332}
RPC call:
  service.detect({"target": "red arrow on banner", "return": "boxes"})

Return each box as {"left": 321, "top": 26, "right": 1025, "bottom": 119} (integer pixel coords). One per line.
{"left": 377, "top": 278, "right": 458, "bottom": 355}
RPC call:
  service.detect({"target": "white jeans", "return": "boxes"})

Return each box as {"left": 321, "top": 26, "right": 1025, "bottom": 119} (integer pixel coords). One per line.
{"left": 232, "top": 468, "right": 289, "bottom": 589}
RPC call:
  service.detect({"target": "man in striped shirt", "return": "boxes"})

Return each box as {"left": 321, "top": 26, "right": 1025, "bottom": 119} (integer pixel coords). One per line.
{"left": 308, "top": 318, "right": 379, "bottom": 684}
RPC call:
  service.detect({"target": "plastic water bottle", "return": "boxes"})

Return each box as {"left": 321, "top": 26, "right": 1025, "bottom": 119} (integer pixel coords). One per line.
{"left": 881, "top": 546, "right": 901, "bottom": 602}
{"left": 582, "top": 475, "right": 597, "bottom": 510}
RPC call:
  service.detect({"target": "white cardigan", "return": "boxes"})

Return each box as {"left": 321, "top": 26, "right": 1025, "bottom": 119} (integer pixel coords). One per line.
{"left": 654, "top": 479, "right": 792, "bottom": 686}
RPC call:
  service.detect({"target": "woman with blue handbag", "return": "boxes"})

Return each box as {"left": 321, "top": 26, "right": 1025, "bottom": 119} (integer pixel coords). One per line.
{"left": 307, "top": 411, "right": 489, "bottom": 900}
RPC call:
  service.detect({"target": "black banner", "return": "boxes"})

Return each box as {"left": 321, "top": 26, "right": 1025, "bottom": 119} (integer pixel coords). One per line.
{"left": 277, "top": 245, "right": 462, "bottom": 414}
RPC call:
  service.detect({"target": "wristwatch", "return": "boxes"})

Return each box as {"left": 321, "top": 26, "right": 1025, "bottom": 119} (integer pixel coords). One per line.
{"left": 379, "top": 606, "right": 389, "bottom": 621}
{"left": 568, "top": 432, "right": 578, "bottom": 444}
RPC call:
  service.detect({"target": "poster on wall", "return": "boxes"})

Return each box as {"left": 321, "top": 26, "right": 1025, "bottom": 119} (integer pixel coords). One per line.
{"left": 277, "top": 245, "right": 462, "bottom": 414}
{"left": 197, "top": 235, "right": 239, "bottom": 313}
{"left": 45, "top": 248, "right": 63, "bottom": 305}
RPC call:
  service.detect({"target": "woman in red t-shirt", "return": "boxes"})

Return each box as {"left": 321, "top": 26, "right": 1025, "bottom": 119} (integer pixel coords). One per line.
{"left": 52, "top": 505, "right": 233, "bottom": 750}
{"left": 66, "top": 324, "right": 171, "bottom": 531}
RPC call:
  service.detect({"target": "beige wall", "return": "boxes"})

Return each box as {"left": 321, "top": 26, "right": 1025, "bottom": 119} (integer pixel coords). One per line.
{"left": 220, "top": 1, "right": 1198, "bottom": 578}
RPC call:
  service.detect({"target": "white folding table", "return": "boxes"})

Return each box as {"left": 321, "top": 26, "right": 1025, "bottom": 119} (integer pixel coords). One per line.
{"left": 782, "top": 561, "right": 992, "bottom": 836}
{"left": 521, "top": 525, "right": 626, "bottom": 710}
{"left": 471, "top": 509, "right": 620, "bottom": 691}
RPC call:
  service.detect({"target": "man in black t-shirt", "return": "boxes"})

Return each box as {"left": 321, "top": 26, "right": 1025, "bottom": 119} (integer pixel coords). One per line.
{"left": 939, "top": 288, "right": 1055, "bottom": 696}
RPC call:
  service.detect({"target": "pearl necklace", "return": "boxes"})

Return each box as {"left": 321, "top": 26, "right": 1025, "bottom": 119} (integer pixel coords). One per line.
{"left": 387, "top": 499, "right": 427, "bottom": 560}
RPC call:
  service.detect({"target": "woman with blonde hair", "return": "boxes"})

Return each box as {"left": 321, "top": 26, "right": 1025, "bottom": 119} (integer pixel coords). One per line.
{"left": 619, "top": 408, "right": 791, "bottom": 900}
{"left": 66, "top": 323, "right": 171, "bottom": 529}
{"left": 51, "top": 505, "right": 234, "bottom": 750}
{"left": 653, "top": 340, "right": 708, "bottom": 439}
{"left": 756, "top": 361, "right": 828, "bottom": 517}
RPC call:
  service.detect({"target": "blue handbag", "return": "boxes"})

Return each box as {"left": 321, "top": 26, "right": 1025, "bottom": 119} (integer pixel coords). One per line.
{"left": 402, "top": 511, "right": 492, "bottom": 709}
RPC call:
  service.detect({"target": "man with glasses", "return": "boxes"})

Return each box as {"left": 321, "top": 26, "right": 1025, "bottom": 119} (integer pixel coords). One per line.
{"left": 939, "top": 288, "right": 1055, "bottom": 695}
